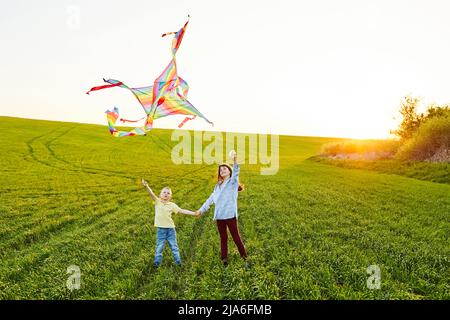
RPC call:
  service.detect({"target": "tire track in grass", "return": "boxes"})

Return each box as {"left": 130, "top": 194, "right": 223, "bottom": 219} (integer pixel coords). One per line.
{"left": 5, "top": 127, "right": 82, "bottom": 247}
{"left": 26, "top": 125, "right": 102, "bottom": 174}
{"left": 0, "top": 189, "right": 138, "bottom": 259}
{"left": 23, "top": 124, "right": 250, "bottom": 298}
{"left": 26, "top": 127, "right": 63, "bottom": 169}
{"left": 6, "top": 126, "right": 143, "bottom": 257}
{"left": 33, "top": 124, "right": 138, "bottom": 242}
{"left": 20, "top": 127, "right": 261, "bottom": 298}
{"left": 80, "top": 200, "right": 156, "bottom": 299}
{"left": 12, "top": 126, "right": 131, "bottom": 248}
{"left": 27, "top": 128, "right": 206, "bottom": 298}
{"left": 44, "top": 126, "right": 137, "bottom": 181}
{"left": 27, "top": 124, "right": 136, "bottom": 182}
{"left": 46, "top": 126, "right": 213, "bottom": 190}
{"left": 0, "top": 197, "right": 149, "bottom": 298}
{"left": 0, "top": 194, "right": 143, "bottom": 270}
{"left": 150, "top": 131, "right": 176, "bottom": 154}
{"left": 26, "top": 126, "right": 204, "bottom": 274}
{"left": 39, "top": 127, "right": 207, "bottom": 298}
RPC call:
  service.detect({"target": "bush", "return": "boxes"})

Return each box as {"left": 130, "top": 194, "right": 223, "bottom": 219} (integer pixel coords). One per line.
{"left": 396, "top": 115, "right": 450, "bottom": 162}
{"left": 321, "top": 139, "right": 400, "bottom": 158}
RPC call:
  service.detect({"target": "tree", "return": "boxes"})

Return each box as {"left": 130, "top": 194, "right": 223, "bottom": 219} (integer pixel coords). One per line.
{"left": 425, "top": 103, "right": 450, "bottom": 121}
{"left": 391, "top": 96, "right": 450, "bottom": 140}
{"left": 390, "top": 95, "right": 424, "bottom": 140}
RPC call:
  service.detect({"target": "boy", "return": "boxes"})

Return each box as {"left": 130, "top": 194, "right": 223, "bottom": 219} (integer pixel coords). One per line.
{"left": 142, "top": 179, "right": 199, "bottom": 267}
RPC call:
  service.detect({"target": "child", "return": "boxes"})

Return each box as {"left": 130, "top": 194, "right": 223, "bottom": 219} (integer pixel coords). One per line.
{"left": 196, "top": 151, "right": 247, "bottom": 266}
{"left": 142, "top": 179, "right": 199, "bottom": 267}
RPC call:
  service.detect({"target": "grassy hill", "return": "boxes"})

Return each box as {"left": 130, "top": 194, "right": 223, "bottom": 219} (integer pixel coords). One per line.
{"left": 0, "top": 116, "right": 448, "bottom": 299}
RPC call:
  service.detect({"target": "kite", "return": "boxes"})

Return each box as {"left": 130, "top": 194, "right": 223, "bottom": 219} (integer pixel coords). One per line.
{"left": 86, "top": 16, "right": 213, "bottom": 137}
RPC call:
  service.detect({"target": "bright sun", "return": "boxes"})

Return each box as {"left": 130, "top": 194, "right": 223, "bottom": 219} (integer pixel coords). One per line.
{"left": 318, "top": 115, "right": 398, "bottom": 140}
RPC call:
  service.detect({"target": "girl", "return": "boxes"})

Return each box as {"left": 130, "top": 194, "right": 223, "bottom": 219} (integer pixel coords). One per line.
{"left": 142, "top": 180, "right": 199, "bottom": 267}
{"left": 196, "top": 151, "right": 247, "bottom": 266}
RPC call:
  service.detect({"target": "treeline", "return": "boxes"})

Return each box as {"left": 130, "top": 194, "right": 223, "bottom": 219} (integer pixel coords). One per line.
{"left": 321, "top": 96, "right": 450, "bottom": 163}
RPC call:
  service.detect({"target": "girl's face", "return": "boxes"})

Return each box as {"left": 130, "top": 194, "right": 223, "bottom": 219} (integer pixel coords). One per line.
{"left": 160, "top": 188, "right": 172, "bottom": 201}
{"left": 219, "top": 166, "right": 231, "bottom": 179}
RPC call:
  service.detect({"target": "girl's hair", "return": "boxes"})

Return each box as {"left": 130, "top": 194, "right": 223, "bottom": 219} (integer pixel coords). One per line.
{"left": 217, "top": 164, "right": 244, "bottom": 192}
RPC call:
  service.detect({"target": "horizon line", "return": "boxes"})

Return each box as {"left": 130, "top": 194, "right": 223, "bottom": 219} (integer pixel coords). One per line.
{"left": 0, "top": 115, "right": 395, "bottom": 141}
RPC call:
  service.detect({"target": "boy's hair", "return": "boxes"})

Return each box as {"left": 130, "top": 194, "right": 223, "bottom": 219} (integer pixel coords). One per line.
{"left": 217, "top": 164, "right": 244, "bottom": 192}
{"left": 161, "top": 187, "right": 172, "bottom": 193}
{"left": 160, "top": 187, "right": 172, "bottom": 200}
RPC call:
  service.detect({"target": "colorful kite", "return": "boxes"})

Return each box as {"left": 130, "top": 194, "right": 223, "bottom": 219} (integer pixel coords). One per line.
{"left": 86, "top": 16, "right": 213, "bottom": 137}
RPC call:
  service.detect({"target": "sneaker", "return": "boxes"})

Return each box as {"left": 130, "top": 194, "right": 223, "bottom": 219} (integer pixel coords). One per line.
{"left": 222, "top": 258, "right": 228, "bottom": 266}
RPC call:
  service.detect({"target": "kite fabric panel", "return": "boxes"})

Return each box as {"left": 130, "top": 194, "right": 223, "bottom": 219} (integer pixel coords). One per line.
{"left": 86, "top": 16, "right": 213, "bottom": 137}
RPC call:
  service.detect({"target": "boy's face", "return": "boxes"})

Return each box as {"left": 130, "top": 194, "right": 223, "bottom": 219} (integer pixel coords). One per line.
{"left": 160, "top": 188, "right": 172, "bottom": 201}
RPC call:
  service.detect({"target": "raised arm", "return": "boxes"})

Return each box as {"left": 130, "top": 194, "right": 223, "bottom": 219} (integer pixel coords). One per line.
{"left": 231, "top": 151, "right": 240, "bottom": 183}
{"left": 141, "top": 178, "right": 158, "bottom": 202}
{"left": 231, "top": 150, "right": 238, "bottom": 165}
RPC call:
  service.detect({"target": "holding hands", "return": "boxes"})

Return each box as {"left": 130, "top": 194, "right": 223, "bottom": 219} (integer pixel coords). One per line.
{"left": 142, "top": 177, "right": 201, "bottom": 217}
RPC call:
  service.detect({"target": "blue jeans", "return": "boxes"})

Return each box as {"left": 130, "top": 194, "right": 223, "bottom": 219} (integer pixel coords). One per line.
{"left": 154, "top": 227, "right": 181, "bottom": 266}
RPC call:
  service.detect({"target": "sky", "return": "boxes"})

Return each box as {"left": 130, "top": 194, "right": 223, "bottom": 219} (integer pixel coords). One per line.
{"left": 1, "top": 0, "right": 450, "bottom": 139}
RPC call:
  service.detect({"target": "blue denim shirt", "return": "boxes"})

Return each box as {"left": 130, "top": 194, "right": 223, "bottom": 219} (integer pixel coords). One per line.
{"left": 199, "top": 163, "right": 240, "bottom": 220}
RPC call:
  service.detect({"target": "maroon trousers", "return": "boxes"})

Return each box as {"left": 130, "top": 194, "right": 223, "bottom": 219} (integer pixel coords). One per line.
{"left": 216, "top": 217, "right": 247, "bottom": 260}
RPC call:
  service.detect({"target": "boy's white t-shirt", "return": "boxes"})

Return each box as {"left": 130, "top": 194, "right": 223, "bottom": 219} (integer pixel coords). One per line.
{"left": 154, "top": 198, "right": 181, "bottom": 228}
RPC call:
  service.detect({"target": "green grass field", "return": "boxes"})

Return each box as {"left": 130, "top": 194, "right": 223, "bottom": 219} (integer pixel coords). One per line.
{"left": 0, "top": 116, "right": 449, "bottom": 299}
{"left": 311, "top": 156, "right": 450, "bottom": 185}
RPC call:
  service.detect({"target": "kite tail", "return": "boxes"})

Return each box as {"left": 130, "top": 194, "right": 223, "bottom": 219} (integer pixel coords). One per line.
{"left": 178, "top": 115, "right": 196, "bottom": 128}
{"left": 105, "top": 107, "right": 152, "bottom": 137}
{"left": 86, "top": 81, "right": 124, "bottom": 95}
{"left": 120, "top": 116, "right": 146, "bottom": 123}
{"left": 161, "top": 31, "right": 176, "bottom": 37}
{"left": 162, "top": 15, "right": 190, "bottom": 56}
{"left": 86, "top": 79, "right": 130, "bottom": 95}
{"left": 161, "top": 15, "right": 190, "bottom": 38}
